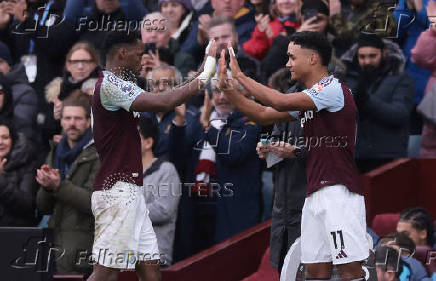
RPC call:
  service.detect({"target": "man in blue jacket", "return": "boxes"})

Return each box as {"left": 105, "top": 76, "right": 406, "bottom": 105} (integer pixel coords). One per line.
{"left": 175, "top": 74, "right": 262, "bottom": 243}
{"left": 141, "top": 64, "right": 203, "bottom": 262}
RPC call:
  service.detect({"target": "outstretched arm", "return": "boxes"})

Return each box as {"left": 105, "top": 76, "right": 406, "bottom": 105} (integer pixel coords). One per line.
{"left": 217, "top": 51, "right": 294, "bottom": 125}
{"left": 130, "top": 76, "right": 203, "bottom": 112}
{"left": 227, "top": 45, "right": 316, "bottom": 112}
{"left": 130, "top": 40, "right": 217, "bottom": 112}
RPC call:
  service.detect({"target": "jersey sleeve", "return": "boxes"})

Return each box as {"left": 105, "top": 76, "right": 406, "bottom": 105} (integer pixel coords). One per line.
{"left": 288, "top": 110, "right": 300, "bottom": 119}
{"left": 100, "top": 73, "right": 143, "bottom": 112}
{"left": 302, "top": 77, "right": 344, "bottom": 112}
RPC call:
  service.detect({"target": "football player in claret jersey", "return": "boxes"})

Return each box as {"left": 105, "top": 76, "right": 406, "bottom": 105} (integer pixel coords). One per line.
{"left": 218, "top": 31, "right": 373, "bottom": 281}
{"left": 88, "top": 30, "right": 216, "bottom": 281}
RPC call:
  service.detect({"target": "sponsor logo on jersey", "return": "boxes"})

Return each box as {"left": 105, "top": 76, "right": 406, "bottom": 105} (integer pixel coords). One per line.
{"left": 319, "top": 76, "right": 334, "bottom": 87}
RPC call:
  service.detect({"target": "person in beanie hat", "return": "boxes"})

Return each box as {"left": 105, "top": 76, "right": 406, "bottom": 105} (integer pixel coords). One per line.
{"left": 341, "top": 32, "right": 415, "bottom": 169}
{"left": 357, "top": 32, "right": 385, "bottom": 51}
{"left": 0, "top": 41, "right": 13, "bottom": 69}
{"left": 159, "top": 0, "right": 195, "bottom": 47}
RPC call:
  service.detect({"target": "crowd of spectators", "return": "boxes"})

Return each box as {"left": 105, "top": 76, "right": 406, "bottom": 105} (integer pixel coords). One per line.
{"left": 0, "top": 0, "right": 435, "bottom": 277}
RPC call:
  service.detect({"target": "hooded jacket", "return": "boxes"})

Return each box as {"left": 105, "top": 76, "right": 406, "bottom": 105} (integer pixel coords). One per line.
{"left": 0, "top": 133, "right": 38, "bottom": 226}
{"left": 341, "top": 40, "right": 415, "bottom": 158}
{"left": 0, "top": 63, "right": 38, "bottom": 143}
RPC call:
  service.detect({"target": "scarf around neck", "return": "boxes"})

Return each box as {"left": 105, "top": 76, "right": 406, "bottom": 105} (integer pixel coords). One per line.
{"left": 55, "top": 128, "right": 93, "bottom": 180}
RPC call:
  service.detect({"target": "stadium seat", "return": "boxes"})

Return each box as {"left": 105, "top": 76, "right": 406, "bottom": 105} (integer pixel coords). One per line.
{"left": 371, "top": 213, "right": 400, "bottom": 237}
{"left": 240, "top": 247, "right": 279, "bottom": 281}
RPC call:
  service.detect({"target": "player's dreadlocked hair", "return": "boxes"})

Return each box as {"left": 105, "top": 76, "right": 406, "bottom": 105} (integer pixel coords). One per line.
{"left": 289, "top": 31, "right": 332, "bottom": 67}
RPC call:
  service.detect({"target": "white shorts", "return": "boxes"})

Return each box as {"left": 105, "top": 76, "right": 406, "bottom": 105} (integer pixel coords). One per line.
{"left": 301, "top": 184, "right": 370, "bottom": 265}
{"left": 91, "top": 182, "right": 160, "bottom": 269}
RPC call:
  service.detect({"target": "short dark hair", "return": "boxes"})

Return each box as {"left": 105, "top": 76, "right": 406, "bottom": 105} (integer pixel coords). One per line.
{"left": 399, "top": 207, "right": 435, "bottom": 246}
{"left": 62, "top": 90, "right": 91, "bottom": 118}
{"left": 207, "top": 15, "right": 237, "bottom": 33}
{"left": 102, "top": 30, "right": 141, "bottom": 57}
{"left": 375, "top": 246, "right": 403, "bottom": 278}
{"left": 138, "top": 117, "right": 159, "bottom": 153}
{"left": 289, "top": 31, "right": 332, "bottom": 66}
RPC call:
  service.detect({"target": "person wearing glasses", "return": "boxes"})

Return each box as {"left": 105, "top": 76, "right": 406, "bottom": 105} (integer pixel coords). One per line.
{"left": 60, "top": 42, "right": 101, "bottom": 102}
{"left": 43, "top": 42, "right": 100, "bottom": 157}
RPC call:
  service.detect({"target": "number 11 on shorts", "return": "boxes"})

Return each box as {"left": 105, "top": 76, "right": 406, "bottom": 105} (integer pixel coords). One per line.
{"left": 330, "top": 230, "right": 345, "bottom": 249}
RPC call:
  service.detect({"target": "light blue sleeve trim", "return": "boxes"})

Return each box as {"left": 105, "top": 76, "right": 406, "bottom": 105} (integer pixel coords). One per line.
{"left": 100, "top": 73, "right": 143, "bottom": 112}
{"left": 288, "top": 111, "right": 300, "bottom": 119}
{"left": 303, "top": 77, "right": 344, "bottom": 112}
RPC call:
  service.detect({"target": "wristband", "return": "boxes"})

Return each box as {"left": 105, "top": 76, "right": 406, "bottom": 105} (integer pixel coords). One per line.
{"left": 205, "top": 40, "right": 212, "bottom": 55}
{"left": 197, "top": 56, "right": 216, "bottom": 84}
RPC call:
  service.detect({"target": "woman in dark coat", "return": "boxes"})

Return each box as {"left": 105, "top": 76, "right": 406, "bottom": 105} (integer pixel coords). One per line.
{"left": 0, "top": 118, "right": 38, "bottom": 226}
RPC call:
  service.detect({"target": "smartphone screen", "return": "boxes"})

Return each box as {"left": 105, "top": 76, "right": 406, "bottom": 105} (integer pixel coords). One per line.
{"left": 144, "top": 43, "right": 156, "bottom": 54}
{"left": 303, "top": 9, "right": 319, "bottom": 23}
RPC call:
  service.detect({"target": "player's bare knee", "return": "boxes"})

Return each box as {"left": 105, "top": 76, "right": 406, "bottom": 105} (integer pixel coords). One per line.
{"left": 336, "top": 262, "right": 364, "bottom": 281}
{"left": 136, "top": 260, "right": 161, "bottom": 281}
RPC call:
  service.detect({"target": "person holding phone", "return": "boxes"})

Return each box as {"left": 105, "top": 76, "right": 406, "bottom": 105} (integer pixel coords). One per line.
{"left": 261, "top": 0, "right": 329, "bottom": 79}
{"left": 243, "top": 0, "right": 302, "bottom": 60}
{"left": 297, "top": 0, "right": 329, "bottom": 33}
{"left": 140, "top": 12, "right": 196, "bottom": 78}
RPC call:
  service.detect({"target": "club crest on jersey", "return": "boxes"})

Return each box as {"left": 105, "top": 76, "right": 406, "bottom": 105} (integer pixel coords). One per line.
{"left": 319, "top": 76, "right": 334, "bottom": 87}
{"left": 300, "top": 110, "right": 314, "bottom": 128}
{"left": 120, "top": 83, "right": 134, "bottom": 96}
